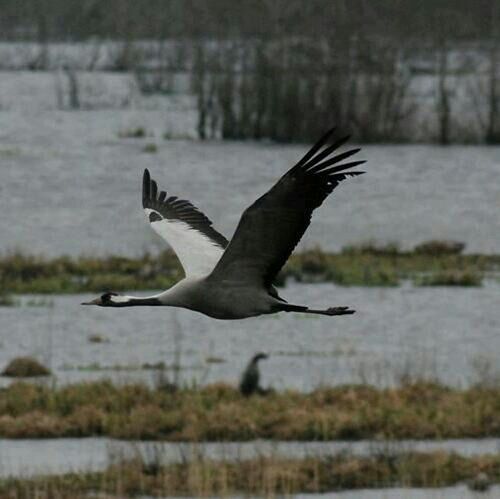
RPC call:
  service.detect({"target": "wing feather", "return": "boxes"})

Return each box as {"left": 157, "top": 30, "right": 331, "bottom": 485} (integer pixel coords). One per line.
{"left": 208, "top": 129, "right": 365, "bottom": 287}
{"left": 142, "top": 169, "right": 228, "bottom": 277}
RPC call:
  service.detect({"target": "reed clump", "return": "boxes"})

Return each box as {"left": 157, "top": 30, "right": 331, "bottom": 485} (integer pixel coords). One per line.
{"left": 118, "top": 126, "right": 147, "bottom": 138}
{"left": 0, "top": 451, "right": 498, "bottom": 497}
{"left": 0, "top": 290, "right": 16, "bottom": 306}
{"left": 0, "top": 381, "right": 498, "bottom": 440}
{"left": 414, "top": 270, "right": 483, "bottom": 286}
{"left": 414, "top": 240, "right": 466, "bottom": 255}
{"left": 141, "top": 142, "right": 158, "bottom": 153}
{"left": 1, "top": 357, "right": 51, "bottom": 377}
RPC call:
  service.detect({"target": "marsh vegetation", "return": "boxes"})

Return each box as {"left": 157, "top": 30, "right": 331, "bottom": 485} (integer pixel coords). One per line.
{"left": 1, "top": 242, "right": 497, "bottom": 294}
{"left": 0, "top": 380, "right": 498, "bottom": 440}
{"left": 0, "top": 449, "right": 498, "bottom": 497}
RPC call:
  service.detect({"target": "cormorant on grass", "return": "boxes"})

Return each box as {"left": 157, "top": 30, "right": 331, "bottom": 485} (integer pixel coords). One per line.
{"left": 239, "top": 352, "right": 269, "bottom": 396}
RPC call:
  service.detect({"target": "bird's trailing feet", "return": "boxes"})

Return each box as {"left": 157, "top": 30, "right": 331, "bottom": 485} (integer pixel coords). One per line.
{"left": 281, "top": 303, "right": 355, "bottom": 316}
{"left": 306, "top": 306, "right": 355, "bottom": 316}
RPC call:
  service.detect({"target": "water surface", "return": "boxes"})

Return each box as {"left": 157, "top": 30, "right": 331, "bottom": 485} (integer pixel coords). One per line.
{"left": 1, "top": 281, "right": 498, "bottom": 390}
{"left": 1, "top": 437, "right": 498, "bottom": 478}
{"left": 1, "top": 105, "right": 499, "bottom": 256}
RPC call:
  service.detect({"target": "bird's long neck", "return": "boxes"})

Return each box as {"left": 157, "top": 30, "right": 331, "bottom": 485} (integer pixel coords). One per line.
{"left": 109, "top": 283, "right": 187, "bottom": 308}
{"left": 110, "top": 294, "right": 163, "bottom": 307}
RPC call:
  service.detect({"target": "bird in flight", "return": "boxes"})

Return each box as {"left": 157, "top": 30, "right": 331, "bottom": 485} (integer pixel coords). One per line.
{"left": 82, "top": 128, "right": 365, "bottom": 319}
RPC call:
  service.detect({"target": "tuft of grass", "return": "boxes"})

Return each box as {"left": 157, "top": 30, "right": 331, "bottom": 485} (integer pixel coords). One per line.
{"left": 205, "top": 356, "right": 226, "bottom": 363}
{"left": 141, "top": 142, "right": 158, "bottom": 153}
{"left": 87, "top": 334, "right": 109, "bottom": 344}
{"left": 327, "top": 265, "right": 400, "bottom": 286}
{"left": 415, "top": 270, "right": 483, "bottom": 286}
{"left": 341, "top": 241, "right": 402, "bottom": 256}
{"left": 414, "top": 239, "right": 465, "bottom": 255}
{"left": 0, "top": 291, "right": 17, "bottom": 306}
{"left": 1, "top": 357, "right": 51, "bottom": 377}
{"left": 118, "top": 126, "right": 146, "bottom": 138}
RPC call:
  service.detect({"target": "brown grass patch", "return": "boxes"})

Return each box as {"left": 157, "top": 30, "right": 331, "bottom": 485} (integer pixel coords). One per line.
{"left": 0, "top": 381, "right": 498, "bottom": 440}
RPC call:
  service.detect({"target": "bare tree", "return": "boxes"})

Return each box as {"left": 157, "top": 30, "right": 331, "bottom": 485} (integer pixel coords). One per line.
{"left": 436, "top": 44, "right": 451, "bottom": 144}
{"left": 485, "top": 1, "right": 500, "bottom": 143}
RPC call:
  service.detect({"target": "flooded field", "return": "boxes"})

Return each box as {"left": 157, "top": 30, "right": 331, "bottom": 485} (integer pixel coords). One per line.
{"left": 0, "top": 77, "right": 499, "bottom": 257}
{"left": 0, "top": 71, "right": 498, "bottom": 498}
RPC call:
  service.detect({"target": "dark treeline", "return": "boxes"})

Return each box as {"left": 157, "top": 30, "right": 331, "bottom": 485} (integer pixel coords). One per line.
{"left": 1, "top": 0, "right": 500, "bottom": 143}
{"left": 0, "top": 0, "right": 497, "bottom": 42}
{"left": 192, "top": 37, "right": 413, "bottom": 142}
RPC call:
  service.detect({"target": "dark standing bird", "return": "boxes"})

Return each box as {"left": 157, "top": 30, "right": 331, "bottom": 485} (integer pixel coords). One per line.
{"left": 82, "top": 128, "right": 366, "bottom": 319}
{"left": 239, "top": 352, "right": 269, "bottom": 396}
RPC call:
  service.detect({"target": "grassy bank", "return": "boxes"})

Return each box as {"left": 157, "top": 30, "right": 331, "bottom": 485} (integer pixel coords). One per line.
{"left": 1, "top": 242, "right": 498, "bottom": 294}
{"left": 0, "top": 381, "right": 499, "bottom": 440}
{"left": 0, "top": 451, "right": 499, "bottom": 497}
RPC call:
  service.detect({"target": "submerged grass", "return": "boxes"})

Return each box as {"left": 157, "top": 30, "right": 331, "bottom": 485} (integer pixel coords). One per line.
{"left": 0, "top": 451, "right": 498, "bottom": 497}
{"left": 0, "top": 381, "right": 498, "bottom": 440}
{"left": 0, "top": 241, "right": 498, "bottom": 293}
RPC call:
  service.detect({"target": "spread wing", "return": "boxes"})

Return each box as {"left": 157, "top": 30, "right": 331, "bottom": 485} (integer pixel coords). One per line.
{"left": 208, "top": 128, "right": 365, "bottom": 287}
{"left": 142, "top": 169, "right": 228, "bottom": 277}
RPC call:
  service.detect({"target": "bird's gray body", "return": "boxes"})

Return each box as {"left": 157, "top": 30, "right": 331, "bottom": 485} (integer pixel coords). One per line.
{"left": 157, "top": 276, "right": 279, "bottom": 319}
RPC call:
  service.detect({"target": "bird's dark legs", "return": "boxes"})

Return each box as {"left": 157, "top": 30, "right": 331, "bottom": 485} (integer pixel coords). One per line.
{"left": 280, "top": 304, "right": 355, "bottom": 316}
{"left": 305, "top": 306, "right": 355, "bottom": 316}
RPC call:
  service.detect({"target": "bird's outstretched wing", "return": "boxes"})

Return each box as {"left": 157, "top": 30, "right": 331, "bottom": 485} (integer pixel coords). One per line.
{"left": 142, "top": 169, "right": 228, "bottom": 277}
{"left": 208, "top": 128, "right": 365, "bottom": 287}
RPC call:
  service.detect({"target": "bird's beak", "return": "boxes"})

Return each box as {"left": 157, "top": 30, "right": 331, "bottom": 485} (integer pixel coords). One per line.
{"left": 81, "top": 298, "right": 101, "bottom": 306}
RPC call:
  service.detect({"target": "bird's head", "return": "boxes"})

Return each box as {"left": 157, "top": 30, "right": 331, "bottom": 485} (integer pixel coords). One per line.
{"left": 252, "top": 352, "right": 269, "bottom": 363}
{"left": 81, "top": 292, "right": 123, "bottom": 307}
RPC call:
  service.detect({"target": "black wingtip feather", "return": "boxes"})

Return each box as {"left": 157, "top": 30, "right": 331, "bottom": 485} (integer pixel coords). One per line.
{"left": 142, "top": 169, "right": 151, "bottom": 206}
{"left": 151, "top": 180, "right": 158, "bottom": 200}
{"left": 320, "top": 159, "right": 366, "bottom": 176}
{"left": 295, "top": 127, "right": 337, "bottom": 168}
{"left": 309, "top": 149, "right": 362, "bottom": 174}
{"left": 304, "top": 134, "right": 351, "bottom": 170}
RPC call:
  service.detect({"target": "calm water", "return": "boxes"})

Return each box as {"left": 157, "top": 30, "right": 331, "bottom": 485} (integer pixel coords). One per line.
{"left": 297, "top": 487, "right": 500, "bottom": 499}
{"left": 137, "top": 489, "right": 500, "bottom": 499}
{"left": 0, "top": 281, "right": 498, "bottom": 390}
{"left": 0, "top": 437, "right": 498, "bottom": 477}
{"left": 1, "top": 105, "right": 499, "bottom": 256}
